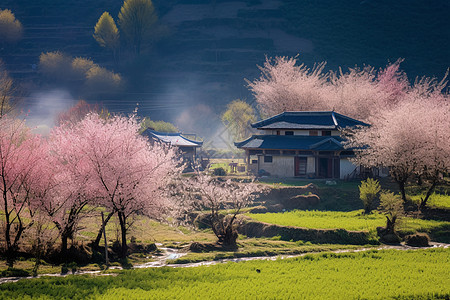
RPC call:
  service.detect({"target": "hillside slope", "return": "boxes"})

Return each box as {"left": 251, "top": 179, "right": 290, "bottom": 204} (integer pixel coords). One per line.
{"left": 1, "top": 0, "right": 448, "bottom": 137}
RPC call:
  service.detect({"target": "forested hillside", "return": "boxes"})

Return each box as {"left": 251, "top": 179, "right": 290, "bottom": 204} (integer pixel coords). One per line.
{"left": 1, "top": 0, "right": 449, "bottom": 133}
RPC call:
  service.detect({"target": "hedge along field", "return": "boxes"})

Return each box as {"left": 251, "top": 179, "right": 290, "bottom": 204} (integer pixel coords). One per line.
{"left": 247, "top": 210, "right": 450, "bottom": 235}
{"left": 0, "top": 248, "right": 448, "bottom": 299}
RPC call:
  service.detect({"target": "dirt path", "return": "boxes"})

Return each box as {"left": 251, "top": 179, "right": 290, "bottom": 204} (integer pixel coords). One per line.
{"left": 0, "top": 242, "right": 448, "bottom": 285}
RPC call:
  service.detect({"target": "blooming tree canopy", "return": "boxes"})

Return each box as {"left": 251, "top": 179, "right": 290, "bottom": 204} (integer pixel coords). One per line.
{"left": 0, "top": 116, "right": 46, "bottom": 266}
{"left": 51, "top": 113, "right": 181, "bottom": 257}
{"left": 248, "top": 56, "right": 409, "bottom": 121}
{"left": 346, "top": 98, "right": 450, "bottom": 206}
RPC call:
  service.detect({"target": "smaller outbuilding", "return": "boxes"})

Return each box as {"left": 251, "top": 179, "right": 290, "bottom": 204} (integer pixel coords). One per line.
{"left": 142, "top": 129, "right": 203, "bottom": 164}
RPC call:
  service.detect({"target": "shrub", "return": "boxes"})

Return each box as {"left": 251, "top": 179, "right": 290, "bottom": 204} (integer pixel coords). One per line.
{"left": 39, "top": 51, "right": 73, "bottom": 81}
{"left": 378, "top": 191, "right": 403, "bottom": 234}
{"left": 85, "top": 66, "right": 123, "bottom": 94}
{"left": 213, "top": 167, "right": 227, "bottom": 176}
{"left": 71, "top": 57, "right": 96, "bottom": 80}
{"left": 359, "top": 178, "right": 381, "bottom": 214}
{"left": 405, "top": 233, "right": 430, "bottom": 247}
{"left": 60, "top": 264, "right": 69, "bottom": 275}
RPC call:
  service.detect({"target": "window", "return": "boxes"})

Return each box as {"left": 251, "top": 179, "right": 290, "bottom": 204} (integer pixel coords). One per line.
{"left": 322, "top": 130, "right": 331, "bottom": 136}
{"left": 264, "top": 156, "right": 273, "bottom": 163}
{"left": 251, "top": 160, "right": 258, "bottom": 164}
{"left": 309, "top": 130, "right": 318, "bottom": 136}
{"left": 285, "top": 131, "right": 294, "bottom": 135}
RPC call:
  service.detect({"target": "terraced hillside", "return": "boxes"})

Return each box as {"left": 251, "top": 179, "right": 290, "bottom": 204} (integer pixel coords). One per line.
{"left": 1, "top": 0, "right": 449, "bottom": 133}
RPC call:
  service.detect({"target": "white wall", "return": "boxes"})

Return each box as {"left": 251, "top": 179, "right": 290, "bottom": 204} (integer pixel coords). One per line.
{"left": 340, "top": 158, "right": 358, "bottom": 179}
{"left": 307, "top": 156, "right": 315, "bottom": 174}
{"left": 293, "top": 131, "right": 309, "bottom": 136}
{"left": 258, "top": 156, "right": 294, "bottom": 177}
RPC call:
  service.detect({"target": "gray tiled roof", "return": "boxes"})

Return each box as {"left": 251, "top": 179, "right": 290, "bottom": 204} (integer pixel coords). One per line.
{"left": 252, "top": 111, "right": 368, "bottom": 130}
{"left": 142, "top": 129, "right": 203, "bottom": 147}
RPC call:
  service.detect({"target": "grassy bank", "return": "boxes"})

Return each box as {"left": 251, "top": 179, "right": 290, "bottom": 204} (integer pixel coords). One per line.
{"left": 0, "top": 248, "right": 448, "bottom": 299}
{"left": 247, "top": 210, "right": 450, "bottom": 242}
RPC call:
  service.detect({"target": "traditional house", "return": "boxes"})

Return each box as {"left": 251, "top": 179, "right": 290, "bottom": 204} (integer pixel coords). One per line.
{"left": 142, "top": 129, "right": 203, "bottom": 164}
{"left": 235, "top": 111, "right": 369, "bottom": 179}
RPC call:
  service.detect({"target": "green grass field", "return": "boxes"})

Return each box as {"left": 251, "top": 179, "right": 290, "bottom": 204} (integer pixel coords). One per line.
{"left": 247, "top": 210, "right": 450, "bottom": 238}
{"left": 0, "top": 248, "right": 448, "bottom": 299}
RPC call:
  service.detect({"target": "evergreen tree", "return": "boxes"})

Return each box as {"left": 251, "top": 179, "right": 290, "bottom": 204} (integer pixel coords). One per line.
{"left": 93, "top": 12, "right": 119, "bottom": 57}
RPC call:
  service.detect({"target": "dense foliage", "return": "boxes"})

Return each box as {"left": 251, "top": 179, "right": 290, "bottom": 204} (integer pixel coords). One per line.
{"left": 0, "top": 249, "right": 448, "bottom": 299}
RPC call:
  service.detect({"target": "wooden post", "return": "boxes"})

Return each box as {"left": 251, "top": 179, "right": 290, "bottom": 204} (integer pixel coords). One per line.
{"left": 101, "top": 212, "right": 109, "bottom": 266}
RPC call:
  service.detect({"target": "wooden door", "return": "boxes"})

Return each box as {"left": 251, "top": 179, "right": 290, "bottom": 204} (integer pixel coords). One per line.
{"left": 295, "top": 157, "right": 307, "bottom": 176}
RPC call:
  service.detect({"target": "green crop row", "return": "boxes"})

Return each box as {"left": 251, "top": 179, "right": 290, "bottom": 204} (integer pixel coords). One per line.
{"left": 0, "top": 248, "right": 448, "bottom": 299}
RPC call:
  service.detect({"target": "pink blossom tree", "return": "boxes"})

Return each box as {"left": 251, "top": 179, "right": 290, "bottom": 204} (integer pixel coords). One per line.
{"left": 52, "top": 113, "right": 180, "bottom": 258}
{"left": 247, "top": 56, "right": 328, "bottom": 117}
{"left": 346, "top": 97, "right": 450, "bottom": 207}
{"left": 248, "top": 56, "right": 409, "bottom": 121}
{"left": 0, "top": 116, "right": 46, "bottom": 266}
{"left": 174, "top": 172, "right": 266, "bottom": 248}
{"left": 33, "top": 133, "right": 93, "bottom": 255}
{"left": 56, "top": 100, "right": 109, "bottom": 126}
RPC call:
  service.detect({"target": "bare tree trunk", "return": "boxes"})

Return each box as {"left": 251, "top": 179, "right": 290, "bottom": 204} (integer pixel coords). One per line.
{"left": 214, "top": 216, "right": 238, "bottom": 249}
{"left": 4, "top": 214, "right": 26, "bottom": 267}
{"left": 420, "top": 180, "right": 437, "bottom": 211}
{"left": 117, "top": 211, "right": 127, "bottom": 258}
{"left": 32, "top": 235, "right": 42, "bottom": 277}
{"left": 92, "top": 210, "right": 115, "bottom": 249}
{"left": 397, "top": 180, "right": 407, "bottom": 203}
{"left": 61, "top": 234, "right": 68, "bottom": 256}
